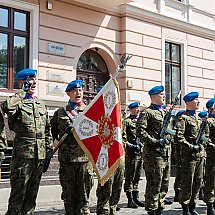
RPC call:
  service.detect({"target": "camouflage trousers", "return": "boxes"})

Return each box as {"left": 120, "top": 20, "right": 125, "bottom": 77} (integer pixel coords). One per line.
{"left": 7, "top": 158, "right": 44, "bottom": 215}
{"left": 96, "top": 164, "right": 124, "bottom": 215}
{"left": 204, "top": 155, "right": 215, "bottom": 204}
{"left": 179, "top": 157, "right": 204, "bottom": 205}
{"left": 173, "top": 145, "right": 182, "bottom": 191}
{"left": 124, "top": 156, "right": 143, "bottom": 192}
{"left": 59, "top": 161, "right": 94, "bottom": 215}
{"left": 144, "top": 157, "right": 170, "bottom": 212}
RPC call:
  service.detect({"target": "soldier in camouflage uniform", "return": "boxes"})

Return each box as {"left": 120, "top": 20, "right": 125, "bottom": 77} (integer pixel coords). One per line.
{"left": 204, "top": 98, "right": 215, "bottom": 215}
{"left": 50, "top": 80, "right": 94, "bottom": 215}
{"left": 0, "top": 108, "right": 7, "bottom": 167}
{"left": 3, "top": 68, "right": 53, "bottom": 215}
{"left": 95, "top": 85, "right": 124, "bottom": 215}
{"left": 172, "top": 110, "right": 185, "bottom": 202}
{"left": 176, "top": 92, "right": 207, "bottom": 215}
{"left": 136, "top": 85, "right": 172, "bottom": 215}
{"left": 96, "top": 163, "right": 124, "bottom": 215}
{"left": 122, "top": 101, "right": 144, "bottom": 208}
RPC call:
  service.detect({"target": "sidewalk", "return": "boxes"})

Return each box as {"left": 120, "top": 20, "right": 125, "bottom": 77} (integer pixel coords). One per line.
{"left": 0, "top": 177, "right": 207, "bottom": 215}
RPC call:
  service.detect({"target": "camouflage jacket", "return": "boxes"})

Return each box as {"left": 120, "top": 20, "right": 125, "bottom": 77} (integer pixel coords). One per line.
{"left": 122, "top": 115, "right": 141, "bottom": 158}
{"left": 136, "top": 104, "right": 171, "bottom": 159}
{"left": 3, "top": 89, "right": 53, "bottom": 160}
{"left": 175, "top": 111, "right": 207, "bottom": 159}
{"left": 0, "top": 109, "right": 7, "bottom": 160}
{"left": 50, "top": 103, "right": 89, "bottom": 163}
{"left": 206, "top": 116, "right": 215, "bottom": 158}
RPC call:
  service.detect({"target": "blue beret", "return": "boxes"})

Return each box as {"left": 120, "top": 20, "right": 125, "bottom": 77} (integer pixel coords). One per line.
{"left": 97, "top": 86, "right": 104, "bottom": 93}
{"left": 162, "top": 105, "right": 166, "bottom": 109}
{"left": 65, "top": 80, "right": 83, "bottom": 92}
{"left": 206, "top": 98, "right": 215, "bottom": 109}
{"left": 183, "top": 92, "right": 199, "bottom": 102}
{"left": 128, "top": 102, "right": 140, "bottom": 109}
{"left": 148, "top": 85, "right": 164, "bottom": 95}
{"left": 16, "top": 68, "right": 37, "bottom": 80}
{"left": 198, "top": 111, "right": 208, "bottom": 119}
{"left": 176, "top": 110, "right": 185, "bottom": 117}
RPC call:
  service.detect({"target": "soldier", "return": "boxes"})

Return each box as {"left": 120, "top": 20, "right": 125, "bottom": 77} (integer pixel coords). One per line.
{"left": 3, "top": 68, "right": 53, "bottom": 214}
{"left": 176, "top": 92, "right": 207, "bottom": 215}
{"left": 96, "top": 85, "right": 124, "bottom": 215}
{"left": 204, "top": 98, "right": 215, "bottom": 215}
{"left": 50, "top": 80, "right": 94, "bottom": 214}
{"left": 0, "top": 108, "right": 7, "bottom": 168}
{"left": 136, "top": 85, "right": 172, "bottom": 215}
{"left": 122, "top": 101, "right": 144, "bottom": 208}
{"left": 173, "top": 109, "right": 185, "bottom": 202}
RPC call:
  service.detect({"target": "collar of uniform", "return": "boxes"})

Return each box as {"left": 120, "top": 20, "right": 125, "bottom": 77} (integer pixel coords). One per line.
{"left": 151, "top": 103, "right": 162, "bottom": 110}
{"left": 210, "top": 113, "right": 215, "bottom": 118}
{"left": 186, "top": 109, "right": 196, "bottom": 116}
{"left": 129, "top": 114, "right": 137, "bottom": 120}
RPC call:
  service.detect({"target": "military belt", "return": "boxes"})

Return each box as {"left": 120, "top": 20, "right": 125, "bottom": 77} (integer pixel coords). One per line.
{"left": 15, "top": 133, "right": 45, "bottom": 139}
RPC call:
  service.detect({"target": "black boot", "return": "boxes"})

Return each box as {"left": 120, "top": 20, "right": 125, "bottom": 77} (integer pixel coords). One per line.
{"left": 207, "top": 203, "right": 215, "bottom": 215}
{"left": 132, "top": 191, "right": 144, "bottom": 207}
{"left": 174, "top": 189, "right": 180, "bottom": 202}
{"left": 147, "top": 211, "right": 156, "bottom": 215}
{"left": 213, "top": 202, "right": 215, "bottom": 209}
{"left": 155, "top": 208, "right": 163, "bottom": 215}
{"left": 116, "top": 205, "right": 120, "bottom": 211}
{"left": 182, "top": 204, "right": 191, "bottom": 215}
{"left": 189, "top": 203, "right": 199, "bottom": 215}
{"left": 199, "top": 187, "right": 204, "bottom": 200}
{"left": 126, "top": 191, "right": 138, "bottom": 208}
{"left": 164, "top": 198, "right": 173, "bottom": 205}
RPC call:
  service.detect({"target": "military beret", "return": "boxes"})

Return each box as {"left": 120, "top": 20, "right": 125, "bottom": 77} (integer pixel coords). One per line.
{"left": 65, "top": 80, "right": 83, "bottom": 92}
{"left": 97, "top": 86, "right": 104, "bottom": 93}
{"left": 128, "top": 102, "right": 140, "bottom": 109}
{"left": 198, "top": 111, "right": 208, "bottom": 119}
{"left": 206, "top": 98, "right": 215, "bottom": 109}
{"left": 176, "top": 110, "right": 185, "bottom": 117}
{"left": 16, "top": 68, "right": 37, "bottom": 81}
{"left": 148, "top": 85, "right": 164, "bottom": 95}
{"left": 183, "top": 92, "right": 199, "bottom": 102}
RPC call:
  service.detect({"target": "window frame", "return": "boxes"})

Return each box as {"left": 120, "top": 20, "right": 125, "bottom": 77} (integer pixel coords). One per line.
{"left": 0, "top": 0, "right": 39, "bottom": 95}
{"left": 162, "top": 35, "right": 187, "bottom": 106}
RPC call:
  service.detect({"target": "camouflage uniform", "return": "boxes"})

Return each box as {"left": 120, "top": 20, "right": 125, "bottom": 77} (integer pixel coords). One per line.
{"left": 0, "top": 107, "right": 7, "bottom": 165}
{"left": 136, "top": 104, "right": 171, "bottom": 212}
{"left": 50, "top": 104, "right": 94, "bottom": 215}
{"left": 96, "top": 163, "right": 124, "bottom": 215}
{"left": 4, "top": 89, "right": 53, "bottom": 215}
{"left": 176, "top": 111, "right": 207, "bottom": 206}
{"left": 204, "top": 116, "right": 215, "bottom": 204}
{"left": 122, "top": 115, "right": 144, "bottom": 206}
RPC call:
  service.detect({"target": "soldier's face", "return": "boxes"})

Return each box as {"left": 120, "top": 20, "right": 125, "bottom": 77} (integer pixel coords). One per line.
{"left": 151, "top": 92, "right": 165, "bottom": 106}
{"left": 130, "top": 107, "right": 140, "bottom": 116}
{"left": 28, "top": 77, "right": 37, "bottom": 94}
{"left": 186, "top": 98, "right": 200, "bottom": 110}
{"left": 67, "top": 88, "right": 83, "bottom": 103}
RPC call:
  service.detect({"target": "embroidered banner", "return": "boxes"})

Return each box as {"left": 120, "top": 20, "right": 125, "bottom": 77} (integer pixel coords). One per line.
{"left": 72, "top": 78, "right": 124, "bottom": 185}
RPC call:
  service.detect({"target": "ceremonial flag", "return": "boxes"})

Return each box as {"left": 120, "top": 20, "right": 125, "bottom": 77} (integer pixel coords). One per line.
{"left": 72, "top": 78, "right": 124, "bottom": 185}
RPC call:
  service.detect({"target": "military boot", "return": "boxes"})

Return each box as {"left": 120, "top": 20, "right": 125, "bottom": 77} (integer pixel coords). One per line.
{"left": 207, "top": 203, "right": 215, "bottom": 215}
{"left": 147, "top": 210, "right": 156, "bottom": 215}
{"left": 182, "top": 204, "right": 191, "bottom": 215}
{"left": 189, "top": 203, "right": 199, "bottom": 215}
{"left": 126, "top": 191, "right": 138, "bottom": 208}
{"left": 132, "top": 191, "right": 144, "bottom": 207}
{"left": 155, "top": 208, "right": 163, "bottom": 215}
{"left": 174, "top": 189, "right": 180, "bottom": 202}
{"left": 199, "top": 187, "right": 204, "bottom": 200}
{"left": 213, "top": 202, "right": 215, "bottom": 209}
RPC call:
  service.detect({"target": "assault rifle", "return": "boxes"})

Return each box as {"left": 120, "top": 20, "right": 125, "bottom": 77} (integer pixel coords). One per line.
{"left": 159, "top": 90, "right": 182, "bottom": 143}
{"left": 192, "top": 104, "right": 214, "bottom": 160}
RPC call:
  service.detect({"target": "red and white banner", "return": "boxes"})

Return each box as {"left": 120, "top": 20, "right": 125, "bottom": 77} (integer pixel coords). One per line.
{"left": 72, "top": 78, "right": 124, "bottom": 185}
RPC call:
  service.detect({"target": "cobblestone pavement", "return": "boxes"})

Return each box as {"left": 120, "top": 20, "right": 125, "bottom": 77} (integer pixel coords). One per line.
{"left": 0, "top": 177, "right": 207, "bottom": 215}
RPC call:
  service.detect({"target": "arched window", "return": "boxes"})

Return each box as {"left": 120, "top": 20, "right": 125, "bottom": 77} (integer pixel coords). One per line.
{"left": 77, "top": 49, "right": 110, "bottom": 104}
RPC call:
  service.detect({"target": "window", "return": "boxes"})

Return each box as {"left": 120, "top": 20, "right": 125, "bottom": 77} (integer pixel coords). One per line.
{"left": 165, "top": 42, "right": 181, "bottom": 104}
{"left": 0, "top": 6, "right": 29, "bottom": 91}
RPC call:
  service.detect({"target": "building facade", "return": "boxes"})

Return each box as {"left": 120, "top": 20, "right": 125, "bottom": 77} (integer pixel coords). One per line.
{"left": 0, "top": 0, "right": 214, "bottom": 184}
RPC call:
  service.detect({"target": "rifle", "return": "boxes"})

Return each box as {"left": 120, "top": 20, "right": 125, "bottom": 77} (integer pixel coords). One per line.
{"left": 191, "top": 106, "right": 214, "bottom": 160}
{"left": 159, "top": 90, "right": 182, "bottom": 143}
